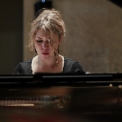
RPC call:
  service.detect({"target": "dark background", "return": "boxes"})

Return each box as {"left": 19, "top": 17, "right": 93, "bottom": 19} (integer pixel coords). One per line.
{"left": 0, "top": 1, "right": 23, "bottom": 74}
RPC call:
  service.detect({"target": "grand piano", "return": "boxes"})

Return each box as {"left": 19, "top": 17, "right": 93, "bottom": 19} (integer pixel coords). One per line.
{"left": 0, "top": 73, "right": 122, "bottom": 122}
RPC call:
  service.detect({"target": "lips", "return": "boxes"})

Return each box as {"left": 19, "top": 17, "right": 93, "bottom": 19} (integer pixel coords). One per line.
{"left": 42, "top": 52, "right": 49, "bottom": 55}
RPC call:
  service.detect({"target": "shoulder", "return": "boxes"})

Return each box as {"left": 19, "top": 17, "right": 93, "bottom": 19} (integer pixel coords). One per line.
{"left": 63, "top": 57, "right": 85, "bottom": 73}
{"left": 64, "top": 57, "right": 77, "bottom": 63}
{"left": 13, "top": 59, "right": 32, "bottom": 74}
{"left": 19, "top": 59, "right": 32, "bottom": 67}
{"left": 64, "top": 57, "right": 81, "bottom": 67}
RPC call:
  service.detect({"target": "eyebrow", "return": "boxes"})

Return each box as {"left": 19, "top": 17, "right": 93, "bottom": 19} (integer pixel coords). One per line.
{"left": 35, "top": 37, "right": 43, "bottom": 39}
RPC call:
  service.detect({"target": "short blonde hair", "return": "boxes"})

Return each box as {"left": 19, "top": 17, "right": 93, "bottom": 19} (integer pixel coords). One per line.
{"left": 28, "top": 8, "right": 66, "bottom": 52}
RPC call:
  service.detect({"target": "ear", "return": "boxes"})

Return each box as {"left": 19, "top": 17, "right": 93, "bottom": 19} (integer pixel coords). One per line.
{"left": 35, "top": 49, "right": 37, "bottom": 53}
{"left": 58, "top": 36, "right": 62, "bottom": 45}
{"left": 33, "top": 43, "right": 37, "bottom": 53}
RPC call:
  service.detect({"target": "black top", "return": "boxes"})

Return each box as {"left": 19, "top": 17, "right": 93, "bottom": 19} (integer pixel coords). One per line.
{"left": 13, "top": 57, "right": 85, "bottom": 74}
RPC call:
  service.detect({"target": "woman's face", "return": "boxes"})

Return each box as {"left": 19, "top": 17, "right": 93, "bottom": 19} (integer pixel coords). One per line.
{"left": 34, "top": 29, "right": 60, "bottom": 60}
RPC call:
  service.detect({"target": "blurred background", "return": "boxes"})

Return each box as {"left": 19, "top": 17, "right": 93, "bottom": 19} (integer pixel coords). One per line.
{"left": 0, "top": 0, "right": 122, "bottom": 74}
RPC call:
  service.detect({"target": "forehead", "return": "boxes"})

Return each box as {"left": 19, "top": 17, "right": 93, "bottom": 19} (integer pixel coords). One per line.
{"left": 35, "top": 28, "right": 59, "bottom": 40}
{"left": 35, "top": 29, "right": 48, "bottom": 38}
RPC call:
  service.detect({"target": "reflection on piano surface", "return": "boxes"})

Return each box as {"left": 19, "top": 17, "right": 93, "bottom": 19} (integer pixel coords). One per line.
{"left": 0, "top": 73, "right": 122, "bottom": 122}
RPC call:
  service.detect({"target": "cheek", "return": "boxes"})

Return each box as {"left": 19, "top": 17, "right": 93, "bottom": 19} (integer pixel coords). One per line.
{"left": 49, "top": 46, "right": 55, "bottom": 53}
{"left": 34, "top": 43, "right": 42, "bottom": 52}
{"left": 51, "top": 42, "right": 59, "bottom": 50}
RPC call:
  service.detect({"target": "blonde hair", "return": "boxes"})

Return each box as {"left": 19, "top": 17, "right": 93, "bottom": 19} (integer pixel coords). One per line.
{"left": 28, "top": 8, "right": 66, "bottom": 52}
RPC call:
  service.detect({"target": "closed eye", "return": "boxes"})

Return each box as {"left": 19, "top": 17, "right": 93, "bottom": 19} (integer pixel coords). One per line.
{"left": 36, "top": 40, "right": 43, "bottom": 43}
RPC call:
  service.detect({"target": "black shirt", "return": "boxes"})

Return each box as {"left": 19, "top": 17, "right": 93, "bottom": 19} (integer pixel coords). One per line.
{"left": 13, "top": 57, "right": 85, "bottom": 74}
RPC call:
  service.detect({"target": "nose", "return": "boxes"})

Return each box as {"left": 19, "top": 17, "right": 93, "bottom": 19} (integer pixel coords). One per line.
{"left": 42, "top": 41, "right": 49, "bottom": 49}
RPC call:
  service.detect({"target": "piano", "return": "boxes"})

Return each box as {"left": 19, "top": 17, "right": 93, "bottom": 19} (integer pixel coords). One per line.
{"left": 0, "top": 73, "right": 122, "bottom": 122}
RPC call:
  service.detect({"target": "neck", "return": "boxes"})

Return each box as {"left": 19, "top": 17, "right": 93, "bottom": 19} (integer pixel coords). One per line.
{"left": 37, "top": 55, "right": 60, "bottom": 68}
{"left": 32, "top": 55, "right": 63, "bottom": 74}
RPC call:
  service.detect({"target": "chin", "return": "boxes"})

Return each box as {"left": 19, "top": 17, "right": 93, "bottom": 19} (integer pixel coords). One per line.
{"left": 42, "top": 54, "right": 50, "bottom": 58}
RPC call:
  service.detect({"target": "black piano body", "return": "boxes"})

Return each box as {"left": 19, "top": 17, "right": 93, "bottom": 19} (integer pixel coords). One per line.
{"left": 0, "top": 73, "right": 122, "bottom": 122}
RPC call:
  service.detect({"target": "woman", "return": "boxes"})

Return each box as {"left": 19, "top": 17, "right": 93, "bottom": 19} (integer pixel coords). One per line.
{"left": 14, "top": 8, "right": 85, "bottom": 74}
